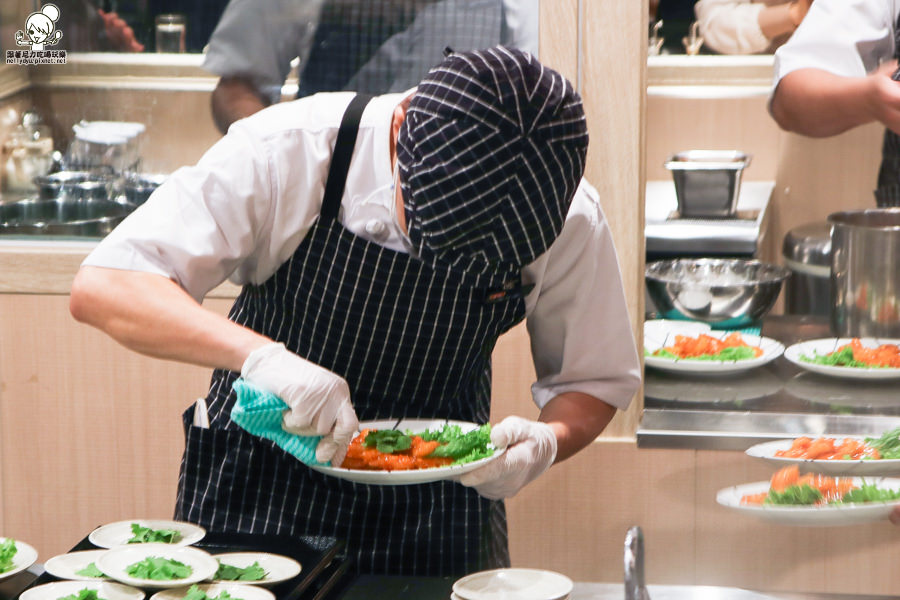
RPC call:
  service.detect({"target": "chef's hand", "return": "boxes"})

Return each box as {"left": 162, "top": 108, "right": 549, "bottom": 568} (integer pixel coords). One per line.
{"left": 458, "top": 416, "right": 557, "bottom": 500}
{"left": 241, "top": 342, "right": 359, "bottom": 466}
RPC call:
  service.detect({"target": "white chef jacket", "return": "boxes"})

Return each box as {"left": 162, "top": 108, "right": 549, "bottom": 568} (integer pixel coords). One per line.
{"left": 83, "top": 91, "right": 641, "bottom": 412}
{"left": 203, "top": 0, "right": 540, "bottom": 104}
{"left": 694, "top": 0, "right": 788, "bottom": 55}
{"left": 773, "top": 0, "right": 900, "bottom": 84}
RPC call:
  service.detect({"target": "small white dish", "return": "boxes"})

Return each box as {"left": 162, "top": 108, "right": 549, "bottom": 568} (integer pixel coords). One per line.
{"left": 97, "top": 543, "right": 218, "bottom": 589}
{"left": 89, "top": 521, "right": 206, "bottom": 549}
{"left": 150, "top": 583, "right": 275, "bottom": 600}
{"left": 19, "top": 580, "right": 145, "bottom": 600}
{"left": 44, "top": 549, "right": 111, "bottom": 581}
{"left": 716, "top": 477, "right": 900, "bottom": 526}
{"left": 209, "top": 553, "right": 301, "bottom": 586}
{"left": 644, "top": 331, "right": 784, "bottom": 375}
{"left": 784, "top": 338, "right": 900, "bottom": 380}
{"left": 453, "top": 568, "right": 573, "bottom": 600}
{"left": 745, "top": 438, "right": 900, "bottom": 477}
{"left": 0, "top": 538, "right": 39, "bottom": 581}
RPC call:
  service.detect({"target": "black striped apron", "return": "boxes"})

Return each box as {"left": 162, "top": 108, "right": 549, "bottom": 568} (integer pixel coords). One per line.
{"left": 876, "top": 18, "right": 900, "bottom": 206}
{"left": 174, "top": 95, "right": 531, "bottom": 576}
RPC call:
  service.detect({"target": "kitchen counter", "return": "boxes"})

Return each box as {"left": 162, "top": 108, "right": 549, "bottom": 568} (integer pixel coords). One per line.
{"left": 637, "top": 315, "right": 900, "bottom": 450}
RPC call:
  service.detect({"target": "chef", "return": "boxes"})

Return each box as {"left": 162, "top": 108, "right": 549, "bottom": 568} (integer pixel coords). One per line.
{"left": 769, "top": 0, "right": 900, "bottom": 206}
{"left": 69, "top": 46, "right": 641, "bottom": 574}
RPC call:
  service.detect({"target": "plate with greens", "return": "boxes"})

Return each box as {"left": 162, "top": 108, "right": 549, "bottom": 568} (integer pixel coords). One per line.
{"left": 309, "top": 419, "right": 503, "bottom": 485}
{"left": 19, "top": 580, "right": 145, "bottom": 600}
{"left": 745, "top": 429, "right": 900, "bottom": 476}
{"left": 717, "top": 476, "right": 900, "bottom": 526}
{"left": 0, "top": 537, "right": 38, "bottom": 581}
{"left": 44, "top": 550, "right": 112, "bottom": 581}
{"left": 149, "top": 583, "right": 275, "bottom": 600}
{"left": 784, "top": 338, "right": 900, "bottom": 380}
{"left": 97, "top": 543, "right": 219, "bottom": 589}
{"left": 209, "top": 553, "right": 300, "bottom": 586}
{"left": 89, "top": 521, "right": 206, "bottom": 549}
{"left": 644, "top": 328, "right": 783, "bottom": 375}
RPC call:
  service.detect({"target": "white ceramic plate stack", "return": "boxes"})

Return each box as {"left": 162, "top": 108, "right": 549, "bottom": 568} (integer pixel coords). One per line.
{"left": 209, "top": 552, "right": 302, "bottom": 586}
{"left": 0, "top": 538, "right": 39, "bottom": 581}
{"left": 97, "top": 543, "right": 220, "bottom": 589}
{"left": 150, "top": 583, "right": 275, "bottom": 600}
{"left": 19, "top": 581, "right": 145, "bottom": 600}
{"left": 452, "top": 568, "right": 574, "bottom": 600}
{"left": 88, "top": 520, "right": 207, "bottom": 549}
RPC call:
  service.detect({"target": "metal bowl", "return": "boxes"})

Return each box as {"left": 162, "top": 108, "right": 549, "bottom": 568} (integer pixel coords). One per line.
{"left": 33, "top": 171, "right": 116, "bottom": 201}
{"left": 646, "top": 258, "right": 790, "bottom": 326}
{"left": 123, "top": 173, "right": 167, "bottom": 205}
{"left": 0, "top": 197, "right": 137, "bottom": 237}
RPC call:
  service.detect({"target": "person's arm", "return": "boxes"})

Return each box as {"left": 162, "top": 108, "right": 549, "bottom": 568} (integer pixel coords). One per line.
{"left": 539, "top": 391, "right": 617, "bottom": 463}
{"left": 695, "top": 0, "right": 811, "bottom": 55}
{"left": 211, "top": 76, "right": 271, "bottom": 135}
{"left": 771, "top": 62, "right": 900, "bottom": 137}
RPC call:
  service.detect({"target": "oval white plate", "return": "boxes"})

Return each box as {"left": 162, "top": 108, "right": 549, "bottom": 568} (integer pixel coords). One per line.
{"left": 716, "top": 477, "right": 900, "bottom": 526}
{"left": 645, "top": 331, "right": 784, "bottom": 375}
{"left": 209, "top": 553, "right": 301, "bottom": 586}
{"left": 89, "top": 521, "right": 206, "bottom": 549}
{"left": 745, "top": 438, "right": 900, "bottom": 477}
{"left": 44, "top": 549, "right": 111, "bottom": 581}
{"left": 97, "top": 543, "right": 219, "bottom": 589}
{"left": 308, "top": 419, "right": 503, "bottom": 486}
{"left": 20, "top": 581, "right": 145, "bottom": 600}
{"left": 784, "top": 338, "right": 900, "bottom": 380}
{"left": 150, "top": 583, "right": 275, "bottom": 600}
{"left": 0, "top": 538, "right": 38, "bottom": 581}
{"left": 453, "top": 568, "right": 573, "bottom": 600}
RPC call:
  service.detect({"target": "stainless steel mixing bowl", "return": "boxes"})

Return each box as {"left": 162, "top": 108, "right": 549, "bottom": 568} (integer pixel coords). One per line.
{"left": 0, "top": 197, "right": 137, "bottom": 237}
{"left": 646, "top": 258, "right": 790, "bottom": 326}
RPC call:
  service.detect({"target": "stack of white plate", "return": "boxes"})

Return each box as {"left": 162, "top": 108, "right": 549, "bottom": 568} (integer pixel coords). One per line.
{"left": 452, "top": 568, "right": 573, "bottom": 600}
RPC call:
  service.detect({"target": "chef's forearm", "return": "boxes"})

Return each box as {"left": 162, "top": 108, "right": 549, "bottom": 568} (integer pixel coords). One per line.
{"left": 538, "top": 391, "right": 616, "bottom": 463}
{"left": 211, "top": 76, "right": 270, "bottom": 134}
{"left": 70, "top": 266, "right": 269, "bottom": 372}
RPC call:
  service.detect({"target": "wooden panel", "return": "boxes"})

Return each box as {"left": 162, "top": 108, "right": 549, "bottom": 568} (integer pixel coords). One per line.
{"left": 0, "top": 295, "right": 232, "bottom": 558}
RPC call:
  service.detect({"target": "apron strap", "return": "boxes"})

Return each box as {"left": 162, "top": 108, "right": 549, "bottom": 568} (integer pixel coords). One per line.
{"left": 321, "top": 94, "right": 375, "bottom": 221}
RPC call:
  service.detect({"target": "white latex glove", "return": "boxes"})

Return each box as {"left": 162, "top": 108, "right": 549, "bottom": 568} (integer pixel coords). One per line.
{"left": 457, "top": 415, "right": 557, "bottom": 500}
{"left": 241, "top": 342, "right": 359, "bottom": 466}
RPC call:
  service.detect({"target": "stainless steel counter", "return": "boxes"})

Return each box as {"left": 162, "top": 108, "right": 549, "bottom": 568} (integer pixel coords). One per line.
{"left": 637, "top": 315, "right": 900, "bottom": 450}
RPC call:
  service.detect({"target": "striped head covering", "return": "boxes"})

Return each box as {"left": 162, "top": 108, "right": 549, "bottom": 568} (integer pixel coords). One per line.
{"left": 396, "top": 45, "right": 588, "bottom": 285}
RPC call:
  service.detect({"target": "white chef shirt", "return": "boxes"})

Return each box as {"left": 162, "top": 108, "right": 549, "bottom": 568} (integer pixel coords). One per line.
{"left": 694, "top": 0, "right": 786, "bottom": 55}
{"left": 83, "top": 91, "right": 640, "bottom": 412}
{"left": 773, "top": 0, "right": 900, "bottom": 84}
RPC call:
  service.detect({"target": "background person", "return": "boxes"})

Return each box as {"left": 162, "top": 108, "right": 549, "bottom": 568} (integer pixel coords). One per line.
{"left": 69, "top": 47, "right": 641, "bottom": 574}
{"left": 694, "top": 0, "right": 813, "bottom": 55}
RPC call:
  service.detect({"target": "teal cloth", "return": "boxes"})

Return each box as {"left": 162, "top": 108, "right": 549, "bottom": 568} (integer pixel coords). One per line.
{"left": 230, "top": 378, "right": 327, "bottom": 467}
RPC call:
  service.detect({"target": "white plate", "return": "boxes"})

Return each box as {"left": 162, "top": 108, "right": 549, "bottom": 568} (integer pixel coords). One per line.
{"left": 716, "top": 477, "right": 900, "bottom": 526}
{"left": 308, "top": 419, "right": 504, "bottom": 485}
{"left": 784, "top": 338, "right": 900, "bottom": 380}
{"left": 20, "top": 581, "right": 145, "bottom": 600}
{"left": 97, "top": 543, "right": 219, "bottom": 589}
{"left": 150, "top": 583, "right": 275, "bottom": 600}
{"left": 209, "top": 553, "right": 301, "bottom": 586}
{"left": 89, "top": 521, "right": 206, "bottom": 549}
{"left": 453, "top": 568, "right": 573, "bottom": 600}
{"left": 44, "top": 549, "right": 112, "bottom": 581}
{"left": 644, "top": 329, "right": 784, "bottom": 374}
{"left": 0, "top": 538, "right": 38, "bottom": 581}
{"left": 745, "top": 438, "right": 900, "bottom": 476}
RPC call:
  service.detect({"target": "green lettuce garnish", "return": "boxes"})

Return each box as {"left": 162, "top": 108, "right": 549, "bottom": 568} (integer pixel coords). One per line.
{"left": 181, "top": 584, "right": 242, "bottom": 600}
{"left": 74, "top": 562, "right": 105, "bottom": 578}
{"left": 214, "top": 560, "right": 267, "bottom": 581}
{"left": 125, "top": 556, "right": 192, "bottom": 580}
{"left": 127, "top": 523, "right": 181, "bottom": 544}
{"left": 0, "top": 539, "right": 16, "bottom": 574}
{"left": 57, "top": 589, "right": 106, "bottom": 600}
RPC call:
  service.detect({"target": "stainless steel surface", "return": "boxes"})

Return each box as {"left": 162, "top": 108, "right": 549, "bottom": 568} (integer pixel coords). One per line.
{"left": 123, "top": 172, "right": 167, "bottom": 205}
{"left": 829, "top": 209, "right": 900, "bottom": 337}
{"left": 645, "top": 258, "right": 789, "bottom": 326}
{"left": 664, "top": 150, "right": 751, "bottom": 218}
{"left": 782, "top": 222, "right": 831, "bottom": 317}
{"left": 33, "top": 171, "right": 116, "bottom": 201}
{"left": 624, "top": 527, "right": 650, "bottom": 600}
{"left": 638, "top": 315, "right": 900, "bottom": 450}
{"left": 0, "top": 197, "right": 136, "bottom": 236}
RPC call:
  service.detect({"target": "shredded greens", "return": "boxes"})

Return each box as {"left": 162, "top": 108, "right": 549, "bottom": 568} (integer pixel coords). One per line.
{"left": 799, "top": 346, "right": 876, "bottom": 368}
{"left": 125, "top": 556, "right": 192, "bottom": 580}
{"left": 865, "top": 427, "right": 900, "bottom": 460}
{"left": 651, "top": 346, "right": 758, "bottom": 362}
{"left": 56, "top": 589, "right": 106, "bottom": 600}
{"left": 762, "top": 481, "right": 900, "bottom": 505}
{"left": 214, "top": 561, "right": 267, "bottom": 582}
{"left": 763, "top": 484, "right": 823, "bottom": 505}
{"left": 181, "top": 585, "right": 242, "bottom": 600}
{"left": 363, "top": 430, "right": 412, "bottom": 454}
{"left": 0, "top": 538, "right": 16, "bottom": 574}
{"left": 74, "top": 563, "right": 105, "bottom": 578}
{"left": 127, "top": 523, "right": 181, "bottom": 544}
{"left": 418, "top": 423, "right": 494, "bottom": 465}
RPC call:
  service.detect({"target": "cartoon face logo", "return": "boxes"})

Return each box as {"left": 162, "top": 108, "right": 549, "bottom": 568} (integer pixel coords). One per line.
{"left": 15, "top": 4, "right": 63, "bottom": 51}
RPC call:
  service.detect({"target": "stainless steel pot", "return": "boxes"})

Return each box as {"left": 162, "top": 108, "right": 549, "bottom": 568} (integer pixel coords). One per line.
{"left": 829, "top": 208, "right": 900, "bottom": 337}
{"left": 0, "top": 197, "right": 136, "bottom": 237}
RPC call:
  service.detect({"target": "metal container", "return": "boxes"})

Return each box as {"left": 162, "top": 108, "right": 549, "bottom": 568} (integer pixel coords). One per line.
{"left": 33, "top": 171, "right": 116, "bottom": 201}
{"left": 0, "top": 197, "right": 136, "bottom": 237}
{"left": 829, "top": 208, "right": 900, "bottom": 337}
{"left": 664, "top": 150, "right": 751, "bottom": 218}
{"left": 123, "top": 173, "right": 167, "bottom": 205}
{"left": 645, "top": 258, "right": 789, "bottom": 327}
{"left": 782, "top": 221, "right": 831, "bottom": 317}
